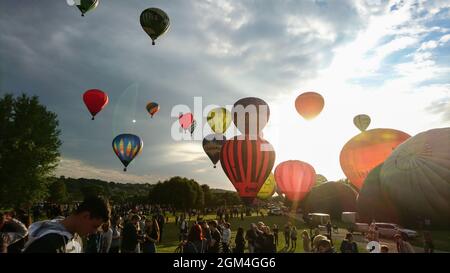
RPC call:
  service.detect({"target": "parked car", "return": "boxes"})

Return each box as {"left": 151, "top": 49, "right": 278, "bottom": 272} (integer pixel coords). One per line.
{"left": 268, "top": 208, "right": 283, "bottom": 216}
{"left": 348, "top": 222, "right": 369, "bottom": 235}
{"left": 374, "top": 223, "right": 418, "bottom": 239}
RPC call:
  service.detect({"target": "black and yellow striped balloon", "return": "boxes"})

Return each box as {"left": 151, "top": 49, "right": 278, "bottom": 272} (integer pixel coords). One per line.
{"left": 207, "top": 107, "right": 232, "bottom": 134}
{"left": 140, "top": 8, "right": 170, "bottom": 45}
{"left": 76, "top": 0, "right": 99, "bottom": 17}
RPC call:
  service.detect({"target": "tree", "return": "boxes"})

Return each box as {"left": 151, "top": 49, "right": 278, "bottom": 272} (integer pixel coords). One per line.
{"left": 0, "top": 94, "right": 61, "bottom": 208}
{"left": 48, "top": 179, "right": 68, "bottom": 204}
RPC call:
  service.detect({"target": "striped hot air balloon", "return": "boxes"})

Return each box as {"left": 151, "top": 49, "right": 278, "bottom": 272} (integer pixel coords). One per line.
{"left": 220, "top": 136, "right": 276, "bottom": 205}
{"left": 112, "top": 134, "right": 143, "bottom": 172}
{"left": 146, "top": 102, "right": 160, "bottom": 118}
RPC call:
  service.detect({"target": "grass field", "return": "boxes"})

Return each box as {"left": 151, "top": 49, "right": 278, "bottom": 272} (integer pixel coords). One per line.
{"left": 156, "top": 212, "right": 367, "bottom": 253}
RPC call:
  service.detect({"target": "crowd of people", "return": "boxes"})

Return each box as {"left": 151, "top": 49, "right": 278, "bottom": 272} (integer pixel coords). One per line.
{"left": 0, "top": 197, "right": 436, "bottom": 253}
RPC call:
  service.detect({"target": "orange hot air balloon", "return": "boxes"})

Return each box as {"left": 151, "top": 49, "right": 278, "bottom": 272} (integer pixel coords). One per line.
{"left": 274, "top": 160, "right": 316, "bottom": 202}
{"left": 339, "top": 128, "right": 410, "bottom": 190}
{"left": 295, "top": 92, "right": 324, "bottom": 120}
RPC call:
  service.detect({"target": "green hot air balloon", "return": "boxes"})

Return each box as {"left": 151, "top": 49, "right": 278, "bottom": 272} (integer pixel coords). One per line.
{"left": 76, "top": 0, "right": 99, "bottom": 17}
{"left": 353, "top": 114, "right": 371, "bottom": 132}
{"left": 140, "top": 8, "right": 170, "bottom": 45}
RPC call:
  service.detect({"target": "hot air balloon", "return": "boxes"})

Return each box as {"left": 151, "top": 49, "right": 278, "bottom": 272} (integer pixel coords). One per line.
{"left": 75, "top": 0, "right": 99, "bottom": 17}
{"left": 302, "top": 182, "right": 358, "bottom": 220}
{"left": 295, "top": 92, "right": 324, "bottom": 120}
{"left": 203, "top": 134, "right": 226, "bottom": 168}
{"left": 189, "top": 120, "right": 197, "bottom": 136}
{"left": 207, "top": 107, "right": 232, "bottom": 134}
{"left": 83, "top": 89, "right": 108, "bottom": 120}
{"left": 140, "top": 8, "right": 170, "bottom": 45}
{"left": 112, "top": 134, "right": 143, "bottom": 172}
{"left": 220, "top": 136, "right": 276, "bottom": 205}
{"left": 353, "top": 114, "right": 371, "bottom": 132}
{"left": 379, "top": 128, "right": 450, "bottom": 227}
{"left": 179, "top": 113, "right": 194, "bottom": 130}
{"left": 274, "top": 160, "right": 316, "bottom": 202}
{"left": 146, "top": 102, "right": 160, "bottom": 118}
{"left": 315, "top": 174, "right": 328, "bottom": 186}
{"left": 232, "top": 97, "right": 270, "bottom": 138}
{"left": 356, "top": 164, "right": 401, "bottom": 224}
{"left": 339, "top": 128, "right": 410, "bottom": 190}
{"left": 257, "top": 173, "right": 276, "bottom": 200}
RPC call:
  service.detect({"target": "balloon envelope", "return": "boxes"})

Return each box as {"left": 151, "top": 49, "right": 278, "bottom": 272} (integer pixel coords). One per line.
{"left": 83, "top": 89, "right": 108, "bottom": 120}
{"left": 295, "top": 92, "right": 324, "bottom": 120}
{"left": 232, "top": 97, "right": 270, "bottom": 137}
{"left": 220, "top": 136, "right": 275, "bottom": 205}
{"left": 146, "top": 102, "right": 160, "bottom": 118}
{"left": 203, "top": 134, "right": 226, "bottom": 168}
{"left": 274, "top": 160, "right": 316, "bottom": 202}
{"left": 140, "top": 8, "right": 170, "bottom": 45}
{"left": 207, "top": 107, "right": 232, "bottom": 134}
{"left": 179, "top": 113, "right": 194, "bottom": 129}
{"left": 315, "top": 174, "right": 328, "bottom": 186}
{"left": 380, "top": 127, "right": 450, "bottom": 227}
{"left": 257, "top": 173, "right": 276, "bottom": 200}
{"left": 302, "top": 182, "right": 358, "bottom": 220}
{"left": 112, "top": 134, "right": 143, "bottom": 171}
{"left": 76, "top": 0, "right": 99, "bottom": 16}
{"left": 353, "top": 114, "right": 371, "bottom": 132}
{"left": 339, "top": 128, "right": 410, "bottom": 190}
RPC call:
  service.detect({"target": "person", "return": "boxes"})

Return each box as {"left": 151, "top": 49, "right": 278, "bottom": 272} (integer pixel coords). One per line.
{"left": 1, "top": 233, "right": 11, "bottom": 253}
{"left": 245, "top": 223, "right": 258, "bottom": 253}
{"left": 262, "top": 226, "right": 276, "bottom": 253}
{"left": 423, "top": 231, "right": 434, "bottom": 253}
{"left": 179, "top": 215, "right": 189, "bottom": 241}
{"left": 272, "top": 224, "right": 279, "bottom": 246}
{"left": 234, "top": 227, "right": 246, "bottom": 253}
{"left": 0, "top": 211, "right": 28, "bottom": 253}
{"left": 380, "top": 245, "right": 389, "bottom": 253}
{"left": 142, "top": 218, "right": 159, "bottom": 253}
{"left": 23, "top": 196, "right": 110, "bottom": 253}
{"left": 340, "top": 233, "right": 358, "bottom": 253}
{"left": 317, "top": 239, "right": 335, "bottom": 253}
{"left": 222, "top": 223, "right": 231, "bottom": 253}
{"left": 208, "top": 220, "right": 222, "bottom": 253}
{"left": 200, "top": 221, "right": 211, "bottom": 253}
{"left": 156, "top": 213, "right": 165, "bottom": 243}
{"left": 326, "top": 221, "right": 332, "bottom": 239}
{"left": 284, "top": 222, "right": 291, "bottom": 248}
{"left": 109, "top": 217, "right": 121, "bottom": 253}
{"left": 121, "top": 214, "right": 141, "bottom": 253}
{"left": 99, "top": 221, "right": 112, "bottom": 253}
{"left": 312, "top": 234, "right": 328, "bottom": 252}
{"left": 310, "top": 228, "right": 320, "bottom": 249}
{"left": 301, "top": 230, "right": 311, "bottom": 252}
{"left": 183, "top": 224, "right": 204, "bottom": 253}
{"left": 290, "top": 226, "right": 298, "bottom": 251}
{"left": 395, "top": 233, "right": 415, "bottom": 253}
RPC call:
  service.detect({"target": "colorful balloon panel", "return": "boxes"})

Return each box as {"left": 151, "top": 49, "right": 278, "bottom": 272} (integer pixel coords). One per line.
{"left": 353, "top": 114, "right": 371, "bottom": 132}
{"left": 203, "top": 134, "right": 226, "bottom": 168}
{"left": 207, "top": 107, "right": 232, "bottom": 134}
{"left": 274, "top": 160, "right": 316, "bottom": 202}
{"left": 76, "top": 0, "right": 99, "bottom": 16}
{"left": 232, "top": 97, "right": 270, "bottom": 137}
{"left": 339, "top": 128, "right": 411, "bottom": 190}
{"left": 380, "top": 128, "right": 450, "bottom": 227}
{"left": 146, "top": 102, "right": 160, "bottom": 118}
{"left": 257, "top": 173, "right": 276, "bottom": 200}
{"left": 140, "top": 8, "right": 170, "bottom": 45}
{"left": 220, "top": 136, "right": 275, "bottom": 204}
{"left": 83, "top": 89, "right": 108, "bottom": 120}
{"left": 112, "top": 134, "right": 143, "bottom": 171}
{"left": 295, "top": 92, "right": 324, "bottom": 120}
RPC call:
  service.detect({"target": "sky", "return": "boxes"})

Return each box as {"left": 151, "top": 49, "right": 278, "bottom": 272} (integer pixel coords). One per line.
{"left": 1, "top": 0, "right": 449, "bottom": 191}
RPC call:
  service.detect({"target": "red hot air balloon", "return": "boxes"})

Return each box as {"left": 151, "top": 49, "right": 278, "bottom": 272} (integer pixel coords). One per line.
{"left": 220, "top": 136, "right": 276, "bottom": 205}
{"left": 295, "top": 92, "right": 324, "bottom": 120}
{"left": 83, "top": 89, "right": 109, "bottom": 120}
{"left": 274, "top": 160, "right": 316, "bottom": 202}
{"left": 179, "top": 113, "right": 194, "bottom": 130}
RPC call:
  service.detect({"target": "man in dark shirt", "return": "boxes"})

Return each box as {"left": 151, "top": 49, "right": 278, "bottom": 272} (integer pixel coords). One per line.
{"left": 23, "top": 196, "right": 110, "bottom": 253}
{"left": 208, "top": 220, "right": 222, "bottom": 253}
{"left": 121, "top": 214, "right": 141, "bottom": 253}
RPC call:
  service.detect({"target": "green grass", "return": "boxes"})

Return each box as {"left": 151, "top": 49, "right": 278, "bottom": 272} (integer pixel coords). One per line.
{"left": 155, "top": 213, "right": 367, "bottom": 253}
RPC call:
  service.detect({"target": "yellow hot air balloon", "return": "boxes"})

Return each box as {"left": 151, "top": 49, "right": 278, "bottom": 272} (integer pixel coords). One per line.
{"left": 257, "top": 173, "right": 276, "bottom": 200}
{"left": 353, "top": 114, "right": 371, "bottom": 132}
{"left": 207, "top": 107, "right": 232, "bottom": 134}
